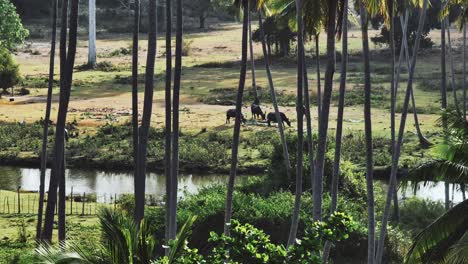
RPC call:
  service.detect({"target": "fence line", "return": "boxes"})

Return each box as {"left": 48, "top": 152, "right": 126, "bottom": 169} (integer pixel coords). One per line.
{"left": 0, "top": 189, "right": 162, "bottom": 216}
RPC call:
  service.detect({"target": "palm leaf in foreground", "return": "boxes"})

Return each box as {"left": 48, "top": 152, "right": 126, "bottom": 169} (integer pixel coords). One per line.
{"left": 167, "top": 215, "right": 198, "bottom": 263}
{"left": 36, "top": 240, "right": 107, "bottom": 264}
{"left": 405, "top": 160, "right": 468, "bottom": 186}
{"left": 405, "top": 199, "right": 468, "bottom": 263}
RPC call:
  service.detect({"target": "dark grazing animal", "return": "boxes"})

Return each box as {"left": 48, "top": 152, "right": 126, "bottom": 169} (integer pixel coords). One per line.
{"left": 251, "top": 104, "right": 266, "bottom": 120}
{"left": 267, "top": 112, "right": 291, "bottom": 127}
{"left": 226, "top": 109, "right": 247, "bottom": 124}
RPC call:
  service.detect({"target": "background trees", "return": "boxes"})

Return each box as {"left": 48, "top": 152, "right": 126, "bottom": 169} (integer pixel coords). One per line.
{"left": 0, "top": 0, "right": 29, "bottom": 51}
{"left": 0, "top": 48, "right": 21, "bottom": 96}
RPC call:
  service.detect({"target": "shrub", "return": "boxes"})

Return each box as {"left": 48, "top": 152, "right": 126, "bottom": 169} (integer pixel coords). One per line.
{"left": 0, "top": 47, "right": 21, "bottom": 94}
{"left": 182, "top": 39, "right": 194, "bottom": 56}
{"left": 17, "top": 87, "right": 29, "bottom": 95}
{"left": 397, "top": 197, "right": 445, "bottom": 237}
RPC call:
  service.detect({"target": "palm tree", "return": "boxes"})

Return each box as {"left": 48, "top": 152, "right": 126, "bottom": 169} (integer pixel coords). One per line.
{"left": 224, "top": 0, "right": 249, "bottom": 237}
{"left": 330, "top": 0, "right": 348, "bottom": 218}
{"left": 164, "top": 0, "right": 173, "bottom": 250}
{"left": 446, "top": 18, "right": 462, "bottom": 115}
{"left": 36, "top": 0, "right": 57, "bottom": 241}
{"left": 134, "top": 0, "right": 157, "bottom": 224}
{"left": 375, "top": 0, "right": 429, "bottom": 262}
{"left": 440, "top": 4, "right": 450, "bottom": 211}
{"left": 286, "top": 0, "right": 305, "bottom": 248}
{"left": 395, "top": 12, "right": 431, "bottom": 148}
{"left": 323, "top": 1, "right": 348, "bottom": 260}
{"left": 88, "top": 0, "right": 96, "bottom": 67}
{"left": 41, "top": 0, "right": 80, "bottom": 242}
{"left": 312, "top": 0, "right": 338, "bottom": 223}
{"left": 303, "top": 55, "right": 315, "bottom": 206}
{"left": 169, "top": 0, "right": 183, "bottom": 240}
{"left": 464, "top": 21, "right": 467, "bottom": 121}
{"left": 257, "top": 10, "right": 292, "bottom": 183}
{"left": 131, "top": 0, "right": 140, "bottom": 226}
{"left": 248, "top": 8, "right": 258, "bottom": 100}
{"left": 315, "top": 35, "right": 321, "bottom": 121}
{"left": 359, "top": 2, "right": 375, "bottom": 263}
{"left": 405, "top": 199, "right": 468, "bottom": 264}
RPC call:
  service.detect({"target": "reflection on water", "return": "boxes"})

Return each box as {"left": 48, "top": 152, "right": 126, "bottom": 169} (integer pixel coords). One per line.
{"left": 400, "top": 181, "right": 464, "bottom": 204}
{"left": 0, "top": 166, "right": 233, "bottom": 201}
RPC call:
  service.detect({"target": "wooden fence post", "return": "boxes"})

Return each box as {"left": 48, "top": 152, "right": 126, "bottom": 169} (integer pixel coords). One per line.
{"left": 17, "top": 186, "right": 21, "bottom": 214}
{"left": 70, "top": 187, "right": 73, "bottom": 215}
{"left": 81, "top": 192, "right": 86, "bottom": 216}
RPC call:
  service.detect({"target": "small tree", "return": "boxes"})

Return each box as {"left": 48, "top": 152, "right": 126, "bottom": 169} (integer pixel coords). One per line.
{"left": 0, "top": 0, "right": 29, "bottom": 51}
{"left": 0, "top": 47, "right": 20, "bottom": 96}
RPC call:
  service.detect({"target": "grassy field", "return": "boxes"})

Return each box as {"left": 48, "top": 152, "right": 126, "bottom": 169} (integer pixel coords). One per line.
{"left": 2, "top": 22, "right": 460, "bottom": 136}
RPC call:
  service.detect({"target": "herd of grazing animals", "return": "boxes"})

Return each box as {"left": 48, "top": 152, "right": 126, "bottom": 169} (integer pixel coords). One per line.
{"left": 225, "top": 100, "right": 291, "bottom": 128}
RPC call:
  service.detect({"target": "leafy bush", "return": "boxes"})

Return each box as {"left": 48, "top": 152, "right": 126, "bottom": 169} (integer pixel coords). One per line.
{"left": 0, "top": 47, "right": 21, "bottom": 94}
{"left": 182, "top": 39, "right": 194, "bottom": 56}
{"left": 397, "top": 197, "right": 445, "bottom": 237}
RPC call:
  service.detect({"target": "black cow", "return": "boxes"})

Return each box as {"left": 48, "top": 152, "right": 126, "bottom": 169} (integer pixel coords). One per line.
{"left": 226, "top": 109, "right": 247, "bottom": 124}
{"left": 251, "top": 104, "right": 266, "bottom": 120}
{"left": 267, "top": 112, "right": 291, "bottom": 127}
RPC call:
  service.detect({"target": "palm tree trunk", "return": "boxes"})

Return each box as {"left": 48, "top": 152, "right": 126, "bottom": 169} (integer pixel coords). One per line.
{"left": 58, "top": 141, "right": 65, "bottom": 242}
{"left": 464, "top": 22, "right": 466, "bottom": 120}
{"left": 330, "top": 0, "right": 348, "bottom": 215}
{"left": 224, "top": 0, "right": 248, "bottom": 237}
{"left": 323, "top": 1, "right": 348, "bottom": 260}
{"left": 42, "top": 0, "right": 79, "bottom": 242}
{"left": 446, "top": 19, "right": 462, "bottom": 115}
{"left": 257, "top": 11, "right": 292, "bottom": 182}
{"left": 375, "top": 1, "right": 428, "bottom": 262}
{"left": 441, "top": 14, "right": 449, "bottom": 210}
{"left": 303, "top": 55, "right": 315, "bottom": 198}
{"left": 36, "top": 0, "right": 57, "bottom": 241}
{"left": 445, "top": 182, "right": 450, "bottom": 210}
{"left": 461, "top": 183, "right": 466, "bottom": 200}
{"left": 441, "top": 18, "right": 448, "bottom": 129}
{"left": 312, "top": 0, "right": 337, "bottom": 222}
{"left": 132, "top": 0, "right": 140, "bottom": 225}
{"left": 287, "top": 0, "right": 305, "bottom": 247}
{"left": 248, "top": 9, "right": 258, "bottom": 100}
{"left": 88, "top": 0, "right": 96, "bottom": 67}
{"left": 169, "top": 0, "right": 182, "bottom": 240}
{"left": 315, "top": 35, "right": 322, "bottom": 121}
{"left": 134, "top": 0, "right": 157, "bottom": 224}
{"left": 396, "top": 14, "right": 430, "bottom": 147}
{"left": 359, "top": 3, "right": 375, "bottom": 263}
{"left": 164, "top": 0, "right": 172, "bottom": 250}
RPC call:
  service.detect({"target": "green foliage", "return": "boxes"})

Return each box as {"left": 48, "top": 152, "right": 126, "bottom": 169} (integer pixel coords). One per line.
{"left": 0, "top": 0, "right": 29, "bottom": 50}
{"left": 207, "top": 212, "right": 355, "bottom": 264}
{"left": 0, "top": 47, "right": 21, "bottom": 91}
{"left": 15, "top": 217, "right": 27, "bottom": 243}
{"left": 99, "top": 208, "right": 157, "bottom": 264}
{"left": 208, "top": 220, "right": 287, "bottom": 264}
{"left": 405, "top": 199, "right": 468, "bottom": 263}
{"left": 397, "top": 197, "right": 445, "bottom": 237}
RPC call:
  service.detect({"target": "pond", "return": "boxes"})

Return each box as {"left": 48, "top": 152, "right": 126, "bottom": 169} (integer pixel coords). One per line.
{"left": 0, "top": 166, "right": 464, "bottom": 204}
{"left": 0, "top": 166, "right": 238, "bottom": 202}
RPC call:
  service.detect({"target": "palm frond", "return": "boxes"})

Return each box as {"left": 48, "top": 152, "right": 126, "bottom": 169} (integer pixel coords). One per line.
{"left": 405, "top": 199, "right": 468, "bottom": 263}
{"left": 99, "top": 208, "right": 137, "bottom": 264}
{"left": 36, "top": 240, "right": 107, "bottom": 264}
{"left": 445, "top": 231, "right": 468, "bottom": 264}
{"left": 168, "top": 215, "right": 198, "bottom": 263}
{"left": 405, "top": 159, "right": 468, "bottom": 185}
